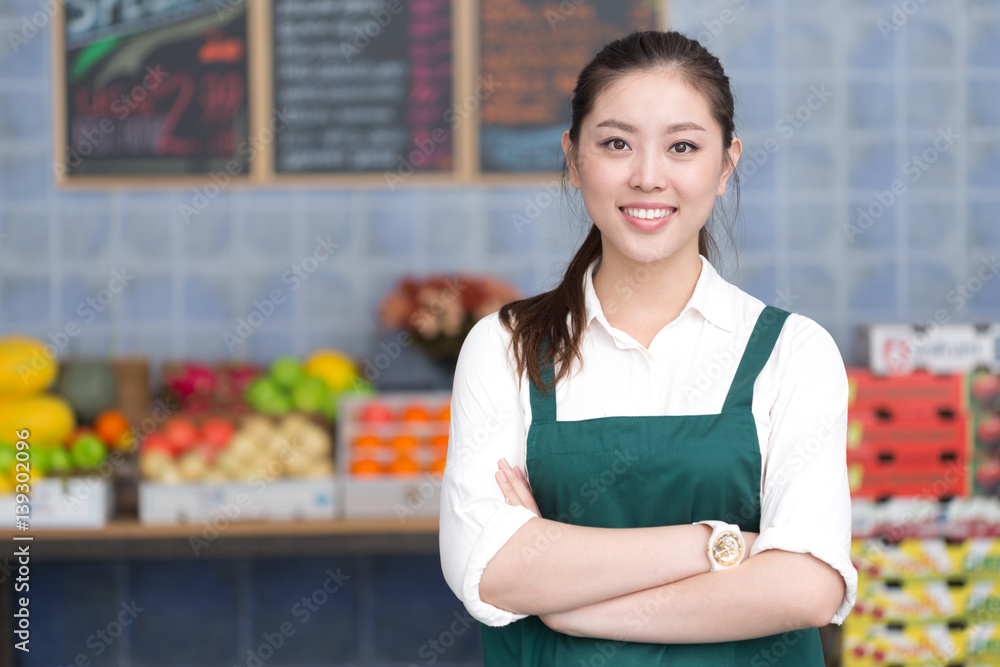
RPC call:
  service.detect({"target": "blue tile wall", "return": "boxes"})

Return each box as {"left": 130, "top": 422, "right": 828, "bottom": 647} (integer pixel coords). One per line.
{"left": 2, "top": 2, "right": 992, "bottom": 376}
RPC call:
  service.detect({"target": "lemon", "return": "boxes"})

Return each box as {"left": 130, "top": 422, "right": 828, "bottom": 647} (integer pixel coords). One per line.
{"left": 304, "top": 350, "right": 358, "bottom": 393}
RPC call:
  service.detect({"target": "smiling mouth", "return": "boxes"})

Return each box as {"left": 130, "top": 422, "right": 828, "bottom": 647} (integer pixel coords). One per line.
{"left": 620, "top": 207, "right": 676, "bottom": 220}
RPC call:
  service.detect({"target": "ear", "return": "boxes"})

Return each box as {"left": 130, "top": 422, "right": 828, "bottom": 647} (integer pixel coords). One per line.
{"left": 717, "top": 137, "right": 742, "bottom": 196}
{"left": 561, "top": 130, "right": 582, "bottom": 189}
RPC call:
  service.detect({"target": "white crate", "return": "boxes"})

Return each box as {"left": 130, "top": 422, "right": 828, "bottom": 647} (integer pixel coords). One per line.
{"left": 343, "top": 475, "right": 442, "bottom": 521}
{"left": 337, "top": 392, "right": 450, "bottom": 520}
{"left": 0, "top": 477, "right": 113, "bottom": 530}
{"left": 139, "top": 477, "right": 338, "bottom": 525}
{"left": 868, "top": 323, "right": 1000, "bottom": 375}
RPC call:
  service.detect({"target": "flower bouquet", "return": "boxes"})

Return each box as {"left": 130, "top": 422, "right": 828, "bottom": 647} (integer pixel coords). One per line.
{"left": 378, "top": 275, "right": 521, "bottom": 361}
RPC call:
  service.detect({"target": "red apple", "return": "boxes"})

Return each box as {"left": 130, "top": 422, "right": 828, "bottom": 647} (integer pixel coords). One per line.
{"left": 358, "top": 402, "right": 394, "bottom": 424}
{"left": 975, "top": 459, "right": 1000, "bottom": 494}
{"left": 164, "top": 417, "right": 200, "bottom": 453}
{"left": 142, "top": 432, "right": 175, "bottom": 456}
{"left": 971, "top": 372, "right": 1000, "bottom": 407}
{"left": 201, "top": 417, "right": 236, "bottom": 449}
{"left": 977, "top": 416, "right": 1000, "bottom": 450}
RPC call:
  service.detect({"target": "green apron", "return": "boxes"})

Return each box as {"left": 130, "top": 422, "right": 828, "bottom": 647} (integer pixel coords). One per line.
{"left": 480, "top": 306, "right": 825, "bottom": 666}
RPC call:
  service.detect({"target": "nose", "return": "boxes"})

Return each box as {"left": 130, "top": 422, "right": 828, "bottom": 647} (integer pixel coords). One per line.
{"left": 628, "top": 148, "right": 668, "bottom": 192}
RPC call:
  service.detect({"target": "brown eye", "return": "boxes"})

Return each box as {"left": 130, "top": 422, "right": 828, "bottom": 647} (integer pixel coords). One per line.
{"left": 672, "top": 141, "right": 697, "bottom": 154}
{"left": 612, "top": 139, "right": 627, "bottom": 150}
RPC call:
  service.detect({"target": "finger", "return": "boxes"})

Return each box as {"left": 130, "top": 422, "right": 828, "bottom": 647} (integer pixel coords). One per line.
{"left": 500, "top": 459, "right": 536, "bottom": 508}
{"left": 495, "top": 469, "right": 521, "bottom": 506}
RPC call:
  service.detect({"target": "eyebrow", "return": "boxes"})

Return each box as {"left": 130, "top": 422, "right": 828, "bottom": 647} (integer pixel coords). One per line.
{"left": 595, "top": 119, "right": 708, "bottom": 134}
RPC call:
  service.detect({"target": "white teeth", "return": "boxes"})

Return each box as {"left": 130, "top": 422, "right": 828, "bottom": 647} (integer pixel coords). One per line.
{"left": 623, "top": 207, "right": 672, "bottom": 220}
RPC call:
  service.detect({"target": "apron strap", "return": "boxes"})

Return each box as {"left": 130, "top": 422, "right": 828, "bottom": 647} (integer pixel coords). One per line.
{"left": 722, "top": 306, "right": 791, "bottom": 412}
{"left": 528, "top": 343, "right": 558, "bottom": 424}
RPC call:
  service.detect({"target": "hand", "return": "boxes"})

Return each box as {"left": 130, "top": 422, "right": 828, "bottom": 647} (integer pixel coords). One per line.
{"left": 495, "top": 458, "right": 540, "bottom": 517}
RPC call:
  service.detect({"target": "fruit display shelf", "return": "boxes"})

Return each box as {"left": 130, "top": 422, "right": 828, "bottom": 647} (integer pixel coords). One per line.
{"left": 0, "top": 516, "right": 441, "bottom": 560}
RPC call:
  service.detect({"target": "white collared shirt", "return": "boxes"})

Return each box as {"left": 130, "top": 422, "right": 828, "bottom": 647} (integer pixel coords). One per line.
{"left": 439, "top": 255, "right": 857, "bottom": 628}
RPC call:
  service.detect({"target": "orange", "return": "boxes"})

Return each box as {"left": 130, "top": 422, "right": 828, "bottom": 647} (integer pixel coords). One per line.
{"left": 387, "top": 456, "right": 420, "bottom": 476}
{"left": 95, "top": 410, "right": 133, "bottom": 450}
{"left": 429, "top": 434, "right": 448, "bottom": 449}
{"left": 402, "top": 405, "right": 430, "bottom": 421}
{"left": 353, "top": 435, "right": 382, "bottom": 450}
{"left": 390, "top": 434, "right": 419, "bottom": 452}
{"left": 351, "top": 458, "right": 383, "bottom": 476}
{"left": 436, "top": 405, "right": 451, "bottom": 421}
{"left": 428, "top": 456, "right": 447, "bottom": 475}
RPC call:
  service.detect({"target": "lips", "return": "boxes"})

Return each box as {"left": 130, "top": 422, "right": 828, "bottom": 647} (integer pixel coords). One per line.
{"left": 619, "top": 206, "right": 676, "bottom": 231}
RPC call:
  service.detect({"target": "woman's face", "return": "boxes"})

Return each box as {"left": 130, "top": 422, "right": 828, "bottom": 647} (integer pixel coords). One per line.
{"left": 563, "top": 70, "right": 741, "bottom": 266}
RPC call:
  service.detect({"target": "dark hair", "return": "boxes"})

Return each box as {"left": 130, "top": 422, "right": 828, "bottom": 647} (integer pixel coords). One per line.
{"left": 498, "top": 30, "right": 740, "bottom": 392}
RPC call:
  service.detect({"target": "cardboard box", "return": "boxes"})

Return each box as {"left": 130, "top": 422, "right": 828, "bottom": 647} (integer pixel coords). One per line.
{"left": 138, "top": 477, "right": 338, "bottom": 525}
{"left": 337, "top": 392, "right": 450, "bottom": 521}
{"left": 867, "top": 323, "right": 1000, "bottom": 376}
{"left": 0, "top": 476, "right": 113, "bottom": 529}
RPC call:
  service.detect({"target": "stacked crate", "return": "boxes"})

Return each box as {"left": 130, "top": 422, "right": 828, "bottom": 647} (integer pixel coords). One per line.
{"left": 846, "top": 370, "right": 967, "bottom": 500}
{"left": 845, "top": 368, "right": 1000, "bottom": 666}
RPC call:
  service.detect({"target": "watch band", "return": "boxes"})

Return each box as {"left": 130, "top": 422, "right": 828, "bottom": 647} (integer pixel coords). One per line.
{"left": 695, "top": 520, "right": 746, "bottom": 571}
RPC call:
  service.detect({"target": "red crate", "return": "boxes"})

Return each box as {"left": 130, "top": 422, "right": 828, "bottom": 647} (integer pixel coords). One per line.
{"left": 847, "top": 369, "right": 966, "bottom": 414}
{"left": 846, "top": 439, "right": 966, "bottom": 467}
{"left": 848, "top": 462, "right": 967, "bottom": 499}
{"left": 847, "top": 413, "right": 969, "bottom": 451}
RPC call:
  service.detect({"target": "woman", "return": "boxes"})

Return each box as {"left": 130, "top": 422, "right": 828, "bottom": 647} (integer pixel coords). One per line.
{"left": 440, "top": 30, "right": 856, "bottom": 665}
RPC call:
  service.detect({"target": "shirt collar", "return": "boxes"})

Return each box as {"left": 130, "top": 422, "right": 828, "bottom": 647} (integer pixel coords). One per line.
{"left": 582, "top": 255, "right": 735, "bottom": 334}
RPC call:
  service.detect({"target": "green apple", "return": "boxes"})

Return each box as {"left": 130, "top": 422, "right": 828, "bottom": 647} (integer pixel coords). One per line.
{"left": 270, "top": 355, "right": 304, "bottom": 388}
{"left": 29, "top": 447, "right": 50, "bottom": 475}
{"left": 258, "top": 393, "right": 293, "bottom": 416}
{"left": 49, "top": 448, "right": 72, "bottom": 475}
{"left": 71, "top": 434, "right": 108, "bottom": 471}
{"left": 292, "top": 377, "right": 329, "bottom": 413}
{"left": 245, "top": 377, "right": 285, "bottom": 411}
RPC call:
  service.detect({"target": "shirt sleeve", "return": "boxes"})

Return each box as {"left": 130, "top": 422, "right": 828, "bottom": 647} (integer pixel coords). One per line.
{"left": 750, "top": 315, "right": 858, "bottom": 626}
{"left": 439, "top": 313, "right": 538, "bottom": 627}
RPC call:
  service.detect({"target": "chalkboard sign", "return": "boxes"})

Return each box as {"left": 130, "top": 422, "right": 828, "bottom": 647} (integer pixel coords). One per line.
{"left": 272, "top": 0, "right": 453, "bottom": 178}
{"left": 60, "top": 0, "right": 250, "bottom": 178}
{"left": 479, "top": 0, "right": 660, "bottom": 173}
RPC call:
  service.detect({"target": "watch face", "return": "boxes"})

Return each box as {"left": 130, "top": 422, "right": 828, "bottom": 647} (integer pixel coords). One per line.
{"left": 711, "top": 531, "right": 743, "bottom": 567}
